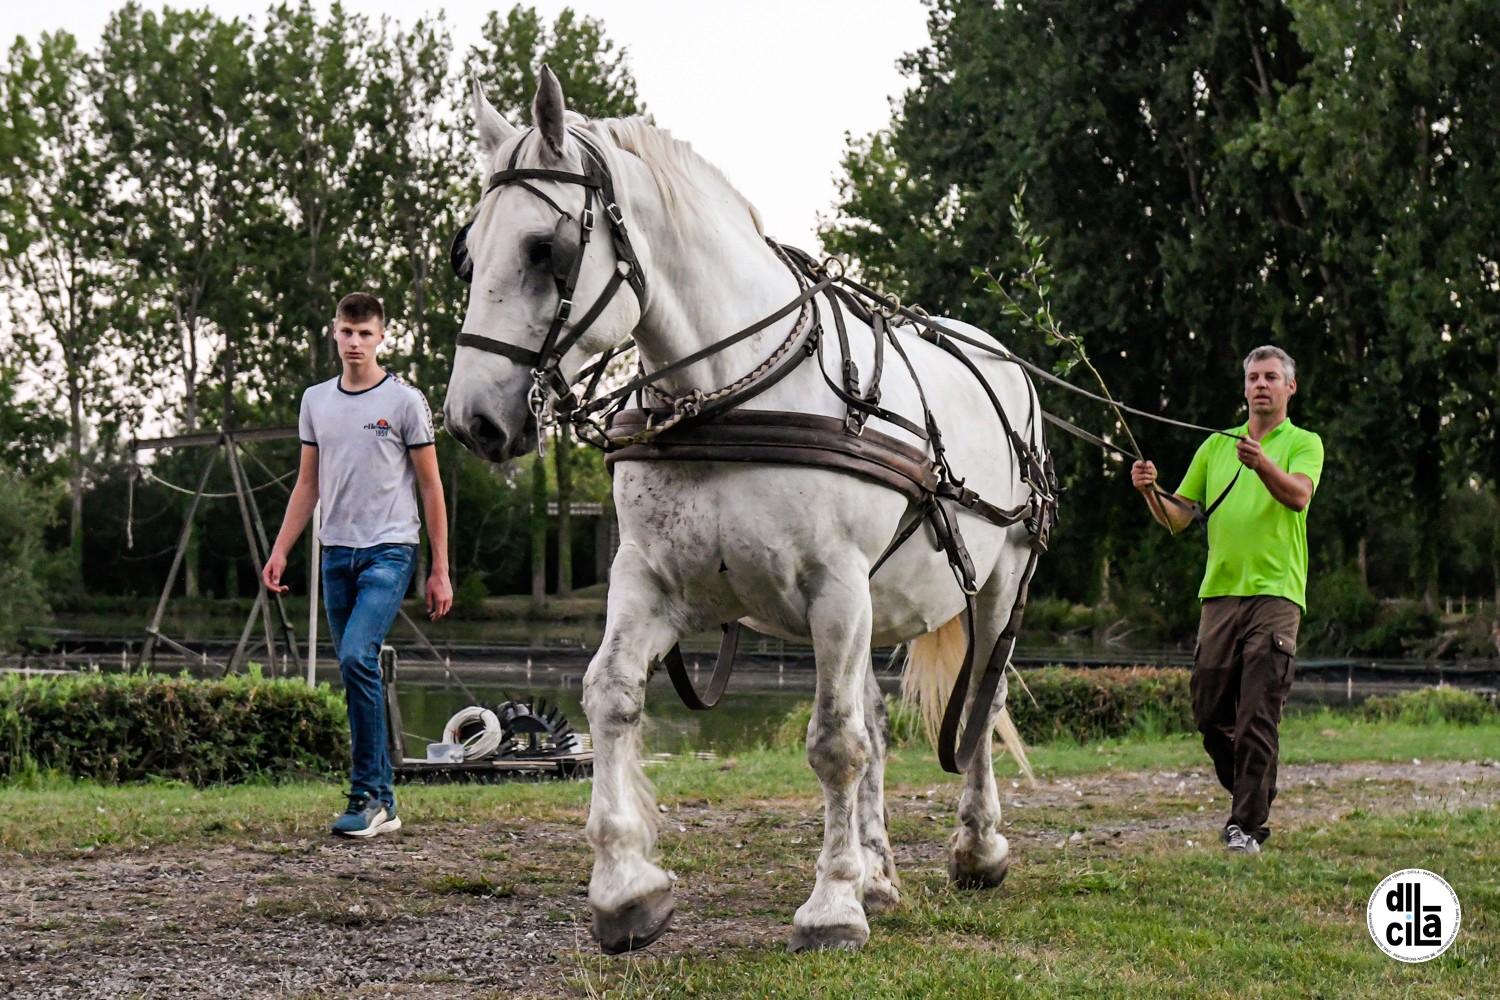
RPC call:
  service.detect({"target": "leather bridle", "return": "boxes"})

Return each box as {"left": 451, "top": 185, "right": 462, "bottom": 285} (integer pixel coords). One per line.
{"left": 452, "top": 127, "right": 647, "bottom": 425}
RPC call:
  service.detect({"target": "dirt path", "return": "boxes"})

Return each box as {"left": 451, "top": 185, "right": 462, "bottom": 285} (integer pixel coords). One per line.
{"left": 2, "top": 759, "right": 1495, "bottom": 999}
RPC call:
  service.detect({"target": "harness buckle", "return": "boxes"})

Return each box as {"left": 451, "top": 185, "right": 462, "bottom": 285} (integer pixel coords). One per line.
{"left": 842, "top": 358, "right": 861, "bottom": 393}
{"left": 556, "top": 298, "right": 573, "bottom": 322}
{"left": 606, "top": 202, "right": 624, "bottom": 226}
{"left": 581, "top": 207, "right": 595, "bottom": 232}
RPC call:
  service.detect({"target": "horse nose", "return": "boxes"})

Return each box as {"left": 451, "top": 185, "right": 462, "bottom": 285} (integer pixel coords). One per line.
{"left": 464, "top": 413, "right": 508, "bottom": 458}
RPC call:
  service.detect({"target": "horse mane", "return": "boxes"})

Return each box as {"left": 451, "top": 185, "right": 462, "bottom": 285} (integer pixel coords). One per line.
{"left": 583, "top": 116, "right": 765, "bottom": 236}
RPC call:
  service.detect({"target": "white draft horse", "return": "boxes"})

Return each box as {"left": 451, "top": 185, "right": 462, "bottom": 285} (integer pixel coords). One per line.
{"left": 444, "top": 69, "right": 1051, "bottom": 954}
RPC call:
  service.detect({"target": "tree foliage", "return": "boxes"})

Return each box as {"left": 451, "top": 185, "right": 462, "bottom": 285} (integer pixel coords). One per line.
{"left": 0, "top": 3, "right": 637, "bottom": 637}
{"left": 824, "top": 0, "right": 1500, "bottom": 613}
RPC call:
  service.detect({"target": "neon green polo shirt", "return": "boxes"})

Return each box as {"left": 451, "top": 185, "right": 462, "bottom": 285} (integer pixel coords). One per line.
{"left": 1176, "top": 418, "right": 1324, "bottom": 611}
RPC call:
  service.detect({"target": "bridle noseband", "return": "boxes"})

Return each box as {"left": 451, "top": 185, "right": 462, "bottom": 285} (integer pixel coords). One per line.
{"left": 453, "top": 127, "right": 647, "bottom": 426}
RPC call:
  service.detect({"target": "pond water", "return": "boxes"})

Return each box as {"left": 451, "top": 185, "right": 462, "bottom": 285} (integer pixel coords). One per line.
{"left": 382, "top": 656, "right": 1495, "bottom": 758}
{"left": 393, "top": 661, "right": 886, "bottom": 758}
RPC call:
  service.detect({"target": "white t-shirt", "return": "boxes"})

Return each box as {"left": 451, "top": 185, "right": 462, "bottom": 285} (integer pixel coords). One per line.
{"left": 298, "top": 373, "right": 436, "bottom": 548}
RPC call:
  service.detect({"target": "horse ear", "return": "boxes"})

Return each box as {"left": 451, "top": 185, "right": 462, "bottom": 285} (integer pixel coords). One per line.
{"left": 533, "top": 64, "right": 567, "bottom": 157}
{"left": 471, "top": 76, "right": 516, "bottom": 159}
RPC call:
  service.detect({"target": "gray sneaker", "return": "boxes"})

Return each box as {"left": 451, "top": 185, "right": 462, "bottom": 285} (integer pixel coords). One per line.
{"left": 331, "top": 793, "right": 402, "bottom": 838}
{"left": 1224, "top": 823, "right": 1260, "bottom": 855}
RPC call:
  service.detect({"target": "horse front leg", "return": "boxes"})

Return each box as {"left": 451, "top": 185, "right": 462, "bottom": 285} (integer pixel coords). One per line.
{"left": 856, "top": 660, "right": 900, "bottom": 913}
{"left": 790, "top": 578, "right": 876, "bottom": 952}
{"left": 584, "top": 549, "right": 679, "bottom": 954}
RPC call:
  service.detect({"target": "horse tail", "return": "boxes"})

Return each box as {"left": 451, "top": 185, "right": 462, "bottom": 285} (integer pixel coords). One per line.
{"left": 901, "top": 615, "right": 1034, "bottom": 779}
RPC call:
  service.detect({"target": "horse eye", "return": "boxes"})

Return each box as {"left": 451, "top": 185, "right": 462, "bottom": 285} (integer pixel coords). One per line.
{"left": 526, "top": 240, "right": 552, "bottom": 267}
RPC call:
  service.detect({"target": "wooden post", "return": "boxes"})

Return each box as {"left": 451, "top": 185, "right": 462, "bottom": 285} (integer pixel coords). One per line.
{"left": 380, "top": 645, "right": 405, "bottom": 763}
{"left": 307, "top": 500, "right": 320, "bottom": 687}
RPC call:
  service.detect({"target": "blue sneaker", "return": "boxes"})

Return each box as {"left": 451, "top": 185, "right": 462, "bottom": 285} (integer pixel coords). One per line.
{"left": 331, "top": 793, "right": 401, "bottom": 838}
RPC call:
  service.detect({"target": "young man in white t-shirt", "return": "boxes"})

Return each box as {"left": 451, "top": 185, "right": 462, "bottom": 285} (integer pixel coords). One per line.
{"left": 264, "top": 292, "right": 453, "bottom": 837}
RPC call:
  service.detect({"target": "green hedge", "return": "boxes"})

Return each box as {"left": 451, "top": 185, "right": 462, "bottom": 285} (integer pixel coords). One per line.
{"left": 1357, "top": 686, "right": 1498, "bottom": 726}
{"left": 774, "top": 666, "right": 1194, "bottom": 750}
{"left": 1007, "top": 666, "right": 1194, "bottom": 744}
{"left": 0, "top": 671, "right": 348, "bottom": 785}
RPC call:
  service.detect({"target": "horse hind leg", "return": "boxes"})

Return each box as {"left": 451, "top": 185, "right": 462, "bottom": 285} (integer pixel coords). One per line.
{"left": 583, "top": 551, "right": 679, "bottom": 954}
{"left": 948, "top": 561, "right": 1033, "bottom": 890}
{"left": 855, "top": 659, "right": 900, "bottom": 914}
{"left": 789, "top": 577, "right": 877, "bottom": 953}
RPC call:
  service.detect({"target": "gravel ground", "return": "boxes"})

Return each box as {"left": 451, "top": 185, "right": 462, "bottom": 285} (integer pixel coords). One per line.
{"left": 2, "top": 759, "right": 1495, "bottom": 999}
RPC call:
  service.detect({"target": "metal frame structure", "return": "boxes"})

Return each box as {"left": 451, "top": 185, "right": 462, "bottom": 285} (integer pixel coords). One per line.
{"left": 132, "top": 423, "right": 304, "bottom": 676}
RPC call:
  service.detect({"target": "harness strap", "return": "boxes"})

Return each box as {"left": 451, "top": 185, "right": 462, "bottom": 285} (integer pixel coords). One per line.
{"left": 660, "top": 623, "right": 742, "bottom": 711}
{"left": 606, "top": 409, "right": 940, "bottom": 503}
{"left": 455, "top": 334, "right": 543, "bottom": 367}
{"left": 485, "top": 167, "right": 602, "bottom": 193}
{"left": 868, "top": 502, "right": 929, "bottom": 579}
{"left": 924, "top": 329, "right": 1048, "bottom": 491}
{"left": 573, "top": 128, "right": 646, "bottom": 300}
{"left": 575, "top": 274, "right": 833, "bottom": 425}
{"left": 812, "top": 299, "right": 928, "bottom": 439}
{"left": 936, "top": 548, "right": 1041, "bottom": 774}
{"left": 936, "top": 480, "right": 1033, "bottom": 527}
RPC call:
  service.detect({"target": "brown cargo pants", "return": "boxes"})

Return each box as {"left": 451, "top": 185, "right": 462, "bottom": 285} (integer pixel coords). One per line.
{"left": 1193, "top": 595, "right": 1301, "bottom": 844}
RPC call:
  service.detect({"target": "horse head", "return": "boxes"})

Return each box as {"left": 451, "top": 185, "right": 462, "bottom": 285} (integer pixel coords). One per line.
{"left": 444, "top": 67, "right": 650, "bottom": 462}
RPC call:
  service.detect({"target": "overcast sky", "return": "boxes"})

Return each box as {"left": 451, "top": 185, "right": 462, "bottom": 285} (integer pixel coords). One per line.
{"left": 1, "top": 0, "right": 932, "bottom": 252}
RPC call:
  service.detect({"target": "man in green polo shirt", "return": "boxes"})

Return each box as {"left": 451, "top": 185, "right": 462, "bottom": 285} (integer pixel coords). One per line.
{"left": 1130, "top": 346, "right": 1324, "bottom": 855}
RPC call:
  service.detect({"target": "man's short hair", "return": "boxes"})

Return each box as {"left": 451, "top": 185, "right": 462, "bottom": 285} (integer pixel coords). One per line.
{"left": 1243, "top": 345, "right": 1295, "bottom": 382}
{"left": 336, "top": 292, "right": 385, "bottom": 327}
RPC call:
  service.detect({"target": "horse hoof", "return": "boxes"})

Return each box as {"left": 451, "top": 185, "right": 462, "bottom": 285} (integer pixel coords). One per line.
{"left": 949, "top": 854, "right": 1009, "bottom": 889}
{"left": 861, "top": 879, "right": 901, "bottom": 915}
{"left": 788, "top": 922, "right": 870, "bottom": 953}
{"left": 593, "top": 884, "right": 675, "bottom": 955}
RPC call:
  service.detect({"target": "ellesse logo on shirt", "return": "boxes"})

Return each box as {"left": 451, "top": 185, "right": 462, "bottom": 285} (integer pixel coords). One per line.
{"left": 363, "top": 419, "right": 392, "bottom": 438}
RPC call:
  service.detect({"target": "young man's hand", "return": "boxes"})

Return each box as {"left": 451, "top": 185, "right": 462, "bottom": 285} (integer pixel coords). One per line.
{"left": 262, "top": 551, "right": 290, "bottom": 594}
{"left": 427, "top": 569, "right": 453, "bottom": 621}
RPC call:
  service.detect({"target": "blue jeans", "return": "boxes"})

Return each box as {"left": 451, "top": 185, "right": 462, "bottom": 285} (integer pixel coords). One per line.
{"left": 322, "top": 543, "right": 417, "bottom": 807}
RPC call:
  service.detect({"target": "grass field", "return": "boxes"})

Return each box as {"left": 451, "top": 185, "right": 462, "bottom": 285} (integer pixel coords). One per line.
{"left": 2, "top": 712, "right": 1495, "bottom": 999}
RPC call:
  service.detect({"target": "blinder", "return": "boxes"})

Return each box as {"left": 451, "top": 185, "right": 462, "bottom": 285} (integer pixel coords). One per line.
{"left": 449, "top": 214, "right": 583, "bottom": 287}
{"left": 551, "top": 211, "right": 584, "bottom": 283}
{"left": 450, "top": 221, "right": 474, "bottom": 283}
{"left": 454, "top": 127, "right": 646, "bottom": 439}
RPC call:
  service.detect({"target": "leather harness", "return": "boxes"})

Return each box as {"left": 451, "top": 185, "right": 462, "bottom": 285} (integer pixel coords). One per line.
{"left": 453, "top": 127, "right": 1060, "bottom": 774}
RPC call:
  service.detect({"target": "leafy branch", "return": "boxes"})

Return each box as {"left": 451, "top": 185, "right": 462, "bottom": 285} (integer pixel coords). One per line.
{"left": 976, "top": 187, "right": 1142, "bottom": 460}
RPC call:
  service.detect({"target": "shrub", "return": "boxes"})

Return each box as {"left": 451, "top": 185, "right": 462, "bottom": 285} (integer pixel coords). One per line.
{"left": 771, "top": 667, "right": 1194, "bottom": 751}
{"left": 1349, "top": 601, "right": 1442, "bottom": 658}
{"left": 1008, "top": 666, "right": 1194, "bottom": 743}
{"left": 772, "top": 695, "right": 931, "bottom": 752}
{"left": 1357, "top": 686, "right": 1498, "bottom": 726}
{"left": 0, "top": 671, "right": 348, "bottom": 785}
